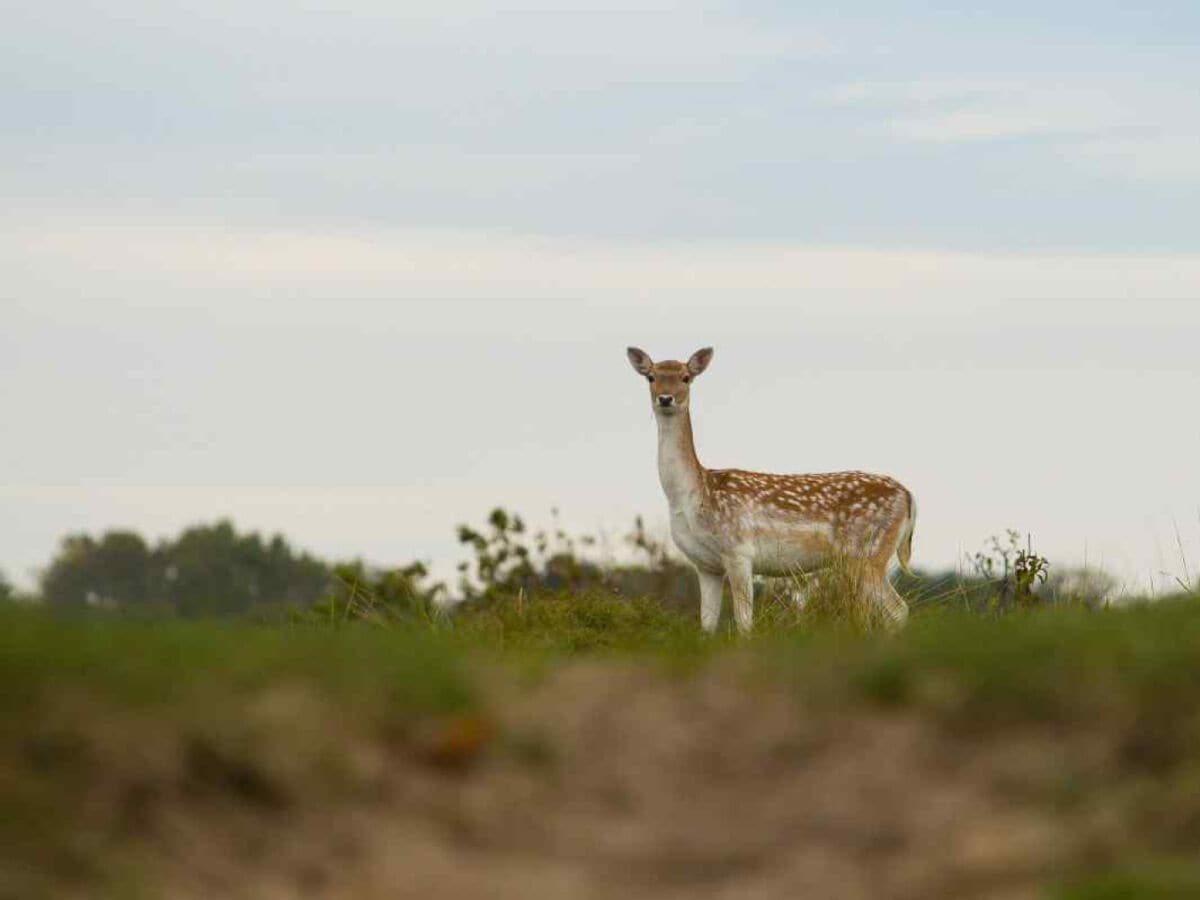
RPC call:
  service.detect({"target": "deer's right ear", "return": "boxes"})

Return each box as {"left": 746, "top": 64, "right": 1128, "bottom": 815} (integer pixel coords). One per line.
{"left": 626, "top": 346, "right": 654, "bottom": 376}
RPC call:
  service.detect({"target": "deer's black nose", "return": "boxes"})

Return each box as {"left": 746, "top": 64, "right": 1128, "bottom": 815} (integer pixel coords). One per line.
{"left": 657, "top": 395, "right": 674, "bottom": 407}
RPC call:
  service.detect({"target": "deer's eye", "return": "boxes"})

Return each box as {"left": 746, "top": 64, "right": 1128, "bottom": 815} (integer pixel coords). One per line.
{"left": 646, "top": 374, "right": 655, "bottom": 383}
{"left": 682, "top": 375, "right": 691, "bottom": 383}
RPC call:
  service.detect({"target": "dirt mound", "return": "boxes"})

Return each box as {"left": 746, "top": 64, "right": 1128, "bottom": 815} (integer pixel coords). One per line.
{"left": 30, "top": 662, "right": 1138, "bottom": 900}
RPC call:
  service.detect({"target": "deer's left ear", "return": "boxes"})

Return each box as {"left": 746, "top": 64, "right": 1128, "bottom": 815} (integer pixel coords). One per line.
{"left": 687, "top": 347, "right": 713, "bottom": 377}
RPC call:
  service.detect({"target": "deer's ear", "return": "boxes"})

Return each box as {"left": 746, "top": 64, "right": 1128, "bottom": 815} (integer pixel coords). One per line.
{"left": 687, "top": 347, "right": 713, "bottom": 377}
{"left": 626, "top": 346, "right": 654, "bottom": 376}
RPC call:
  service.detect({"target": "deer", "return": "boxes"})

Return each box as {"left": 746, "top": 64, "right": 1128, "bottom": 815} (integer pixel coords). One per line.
{"left": 626, "top": 346, "right": 916, "bottom": 633}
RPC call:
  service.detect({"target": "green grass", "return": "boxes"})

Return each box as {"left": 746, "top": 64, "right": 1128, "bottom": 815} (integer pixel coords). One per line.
{"left": 0, "top": 604, "right": 476, "bottom": 718}
{"left": 10, "top": 590, "right": 1200, "bottom": 727}
{"left": 438, "top": 588, "right": 1200, "bottom": 744}
{"left": 1052, "top": 860, "right": 1200, "bottom": 899}
{"left": 807, "top": 597, "right": 1200, "bottom": 729}
{"left": 446, "top": 588, "right": 721, "bottom": 658}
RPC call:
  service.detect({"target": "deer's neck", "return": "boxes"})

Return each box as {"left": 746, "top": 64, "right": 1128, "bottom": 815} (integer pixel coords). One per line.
{"left": 655, "top": 409, "right": 706, "bottom": 511}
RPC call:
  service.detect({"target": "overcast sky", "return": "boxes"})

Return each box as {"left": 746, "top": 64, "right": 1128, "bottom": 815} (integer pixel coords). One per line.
{"left": 3, "top": 2, "right": 1199, "bottom": 593}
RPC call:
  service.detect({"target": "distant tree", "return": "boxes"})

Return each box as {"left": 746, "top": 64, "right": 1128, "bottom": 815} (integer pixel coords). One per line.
{"left": 0, "top": 570, "right": 14, "bottom": 604}
{"left": 159, "top": 521, "right": 331, "bottom": 616}
{"left": 39, "top": 521, "right": 332, "bottom": 616}
{"left": 42, "top": 531, "right": 152, "bottom": 610}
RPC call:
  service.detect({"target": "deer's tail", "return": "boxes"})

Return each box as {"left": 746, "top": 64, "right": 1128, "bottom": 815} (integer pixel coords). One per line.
{"left": 896, "top": 489, "right": 916, "bottom": 576}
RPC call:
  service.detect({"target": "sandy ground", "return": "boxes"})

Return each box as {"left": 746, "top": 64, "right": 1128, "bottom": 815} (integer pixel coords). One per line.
{"left": 38, "top": 660, "right": 1144, "bottom": 900}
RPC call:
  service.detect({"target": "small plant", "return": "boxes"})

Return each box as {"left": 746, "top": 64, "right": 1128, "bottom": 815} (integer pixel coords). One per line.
{"left": 970, "top": 530, "right": 1050, "bottom": 611}
{"left": 297, "top": 560, "right": 445, "bottom": 626}
{"left": 455, "top": 507, "right": 605, "bottom": 602}
{"left": 1012, "top": 544, "right": 1050, "bottom": 608}
{"left": 456, "top": 508, "right": 537, "bottom": 601}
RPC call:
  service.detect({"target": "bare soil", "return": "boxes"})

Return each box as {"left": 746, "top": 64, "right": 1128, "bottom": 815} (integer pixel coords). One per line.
{"left": 40, "top": 661, "right": 1146, "bottom": 900}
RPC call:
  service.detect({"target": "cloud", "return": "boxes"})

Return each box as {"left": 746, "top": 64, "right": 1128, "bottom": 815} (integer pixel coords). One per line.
{"left": 8, "top": 208, "right": 1200, "bottom": 321}
{"left": 821, "top": 80, "right": 1127, "bottom": 142}
{"left": 5, "top": 6, "right": 1200, "bottom": 252}
{"left": 1069, "top": 134, "right": 1200, "bottom": 182}
{"left": 819, "top": 76, "right": 1200, "bottom": 188}
{"left": 2, "top": 2, "right": 832, "bottom": 113}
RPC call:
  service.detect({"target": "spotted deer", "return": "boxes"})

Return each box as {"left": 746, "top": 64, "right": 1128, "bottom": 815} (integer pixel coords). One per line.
{"left": 626, "top": 346, "right": 915, "bottom": 633}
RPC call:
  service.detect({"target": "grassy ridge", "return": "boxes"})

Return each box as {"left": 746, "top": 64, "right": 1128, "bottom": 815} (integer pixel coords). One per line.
{"left": 3, "top": 592, "right": 1200, "bottom": 897}
{"left": 0, "top": 607, "right": 476, "bottom": 717}
{"left": 10, "top": 590, "right": 1200, "bottom": 712}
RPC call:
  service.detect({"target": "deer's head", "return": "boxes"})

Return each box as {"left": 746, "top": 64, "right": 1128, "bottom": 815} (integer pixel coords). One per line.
{"left": 626, "top": 346, "right": 713, "bottom": 416}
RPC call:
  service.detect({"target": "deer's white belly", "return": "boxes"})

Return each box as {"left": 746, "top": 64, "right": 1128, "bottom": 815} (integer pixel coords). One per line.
{"left": 738, "top": 508, "right": 836, "bottom": 576}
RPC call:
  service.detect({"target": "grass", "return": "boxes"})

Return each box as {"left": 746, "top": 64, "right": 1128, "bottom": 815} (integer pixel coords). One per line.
{"left": 1053, "top": 860, "right": 1200, "bottom": 899}
{"left": 8, "top": 589, "right": 1200, "bottom": 736}
{"left": 447, "top": 588, "right": 720, "bottom": 659}
{"left": 3, "top": 587, "right": 1200, "bottom": 898}
{"left": 0, "top": 604, "right": 476, "bottom": 718}
{"left": 819, "top": 597, "right": 1200, "bottom": 729}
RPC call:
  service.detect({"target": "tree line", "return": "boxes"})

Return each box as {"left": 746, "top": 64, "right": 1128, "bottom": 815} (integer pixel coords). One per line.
{"left": 0, "top": 513, "right": 1134, "bottom": 619}
{"left": 1, "top": 511, "right": 700, "bottom": 618}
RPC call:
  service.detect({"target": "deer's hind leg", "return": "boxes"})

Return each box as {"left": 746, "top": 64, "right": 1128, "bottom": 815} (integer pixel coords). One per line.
{"left": 867, "top": 574, "right": 909, "bottom": 630}
{"left": 864, "top": 515, "right": 910, "bottom": 630}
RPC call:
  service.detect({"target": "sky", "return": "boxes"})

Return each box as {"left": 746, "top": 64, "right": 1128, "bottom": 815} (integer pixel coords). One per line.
{"left": 3, "top": 2, "right": 1199, "bottom": 593}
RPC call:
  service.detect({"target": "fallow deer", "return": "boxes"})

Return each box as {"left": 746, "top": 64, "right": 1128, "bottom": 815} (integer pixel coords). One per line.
{"left": 626, "top": 346, "right": 915, "bottom": 633}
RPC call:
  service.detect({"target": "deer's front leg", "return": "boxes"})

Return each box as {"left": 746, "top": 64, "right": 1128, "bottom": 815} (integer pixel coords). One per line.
{"left": 723, "top": 554, "right": 754, "bottom": 634}
{"left": 696, "top": 569, "right": 724, "bottom": 634}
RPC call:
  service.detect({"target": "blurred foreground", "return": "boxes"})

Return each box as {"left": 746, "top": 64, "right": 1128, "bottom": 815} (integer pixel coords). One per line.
{"left": 4, "top": 588, "right": 1200, "bottom": 899}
